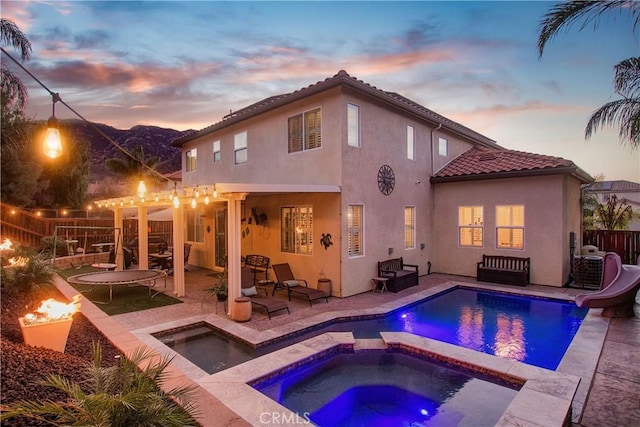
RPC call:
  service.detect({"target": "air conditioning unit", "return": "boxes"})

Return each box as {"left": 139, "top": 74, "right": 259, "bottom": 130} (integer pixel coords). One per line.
{"left": 573, "top": 255, "right": 603, "bottom": 289}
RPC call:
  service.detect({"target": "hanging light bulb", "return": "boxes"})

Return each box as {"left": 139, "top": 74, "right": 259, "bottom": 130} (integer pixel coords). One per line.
{"left": 43, "top": 93, "right": 63, "bottom": 159}
{"left": 137, "top": 180, "right": 147, "bottom": 199}
{"left": 173, "top": 194, "right": 180, "bottom": 208}
{"left": 194, "top": 186, "right": 200, "bottom": 198}
{"left": 154, "top": 194, "right": 159, "bottom": 203}
{"left": 130, "top": 198, "right": 134, "bottom": 205}
{"left": 120, "top": 200, "right": 124, "bottom": 207}
{"left": 213, "top": 184, "right": 218, "bottom": 198}
{"left": 169, "top": 182, "right": 177, "bottom": 201}
{"left": 204, "top": 188, "right": 210, "bottom": 205}
{"left": 190, "top": 197, "right": 197, "bottom": 209}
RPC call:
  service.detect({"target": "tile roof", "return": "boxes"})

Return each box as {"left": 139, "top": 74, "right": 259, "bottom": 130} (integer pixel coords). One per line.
{"left": 173, "top": 70, "right": 497, "bottom": 148}
{"left": 583, "top": 180, "right": 640, "bottom": 192}
{"left": 432, "top": 147, "right": 592, "bottom": 183}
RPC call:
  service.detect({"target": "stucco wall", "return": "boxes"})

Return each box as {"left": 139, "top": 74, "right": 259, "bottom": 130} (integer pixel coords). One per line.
{"left": 432, "top": 175, "right": 579, "bottom": 287}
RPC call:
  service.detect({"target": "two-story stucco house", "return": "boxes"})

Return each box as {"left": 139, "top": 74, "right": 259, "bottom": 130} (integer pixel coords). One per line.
{"left": 102, "top": 70, "right": 591, "bottom": 319}
{"left": 171, "top": 69, "right": 592, "bottom": 292}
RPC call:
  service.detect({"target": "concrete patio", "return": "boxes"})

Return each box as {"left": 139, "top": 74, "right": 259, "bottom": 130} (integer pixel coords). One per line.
{"left": 54, "top": 267, "right": 640, "bottom": 426}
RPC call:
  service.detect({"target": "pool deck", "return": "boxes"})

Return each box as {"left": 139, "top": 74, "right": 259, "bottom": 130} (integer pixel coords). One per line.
{"left": 54, "top": 267, "right": 640, "bottom": 427}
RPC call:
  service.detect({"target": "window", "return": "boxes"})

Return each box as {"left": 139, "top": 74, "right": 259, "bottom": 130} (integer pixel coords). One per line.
{"left": 496, "top": 205, "right": 524, "bottom": 249}
{"left": 404, "top": 206, "right": 416, "bottom": 249}
{"left": 407, "top": 125, "right": 415, "bottom": 160}
{"left": 281, "top": 205, "right": 313, "bottom": 254}
{"left": 347, "top": 104, "right": 360, "bottom": 147}
{"left": 438, "top": 137, "right": 448, "bottom": 156}
{"left": 186, "top": 148, "right": 197, "bottom": 172}
{"left": 186, "top": 208, "right": 204, "bottom": 243}
{"left": 234, "top": 131, "right": 247, "bottom": 164}
{"left": 213, "top": 140, "right": 221, "bottom": 162}
{"left": 348, "top": 205, "right": 363, "bottom": 256}
{"left": 288, "top": 108, "right": 321, "bottom": 153}
{"left": 459, "top": 206, "right": 483, "bottom": 247}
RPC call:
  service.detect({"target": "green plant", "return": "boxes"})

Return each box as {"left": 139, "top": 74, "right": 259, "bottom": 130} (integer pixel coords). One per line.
{"left": 0, "top": 253, "right": 55, "bottom": 296}
{"left": 203, "top": 269, "right": 228, "bottom": 301}
{"left": 38, "top": 236, "right": 69, "bottom": 257}
{"left": 0, "top": 343, "right": 200, "bottom": 426}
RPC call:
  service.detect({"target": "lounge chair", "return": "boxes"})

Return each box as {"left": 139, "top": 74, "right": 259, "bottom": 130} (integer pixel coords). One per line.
{"left": 272, "top": 263, "right": 329, "bottom": 306}
{"left": 241, "top": 267, "right": 289, "bottom": 319}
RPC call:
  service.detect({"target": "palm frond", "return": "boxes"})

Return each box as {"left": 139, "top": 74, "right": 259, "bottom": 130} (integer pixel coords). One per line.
{"left": 614, "top": 57, "right": 640, "bottom": 97}
{"left": 538, "top": 0, "right": 640, "bottom": 57}
{"left": 585, "top": 97, "right": 640, "bottom": 147}
{"left": 0, "top": 18, "right": 32, "bottom": 60}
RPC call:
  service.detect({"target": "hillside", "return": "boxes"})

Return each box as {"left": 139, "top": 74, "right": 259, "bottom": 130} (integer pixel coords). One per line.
{"left": 57, "top": 119, "right": 194, "bottom": 178}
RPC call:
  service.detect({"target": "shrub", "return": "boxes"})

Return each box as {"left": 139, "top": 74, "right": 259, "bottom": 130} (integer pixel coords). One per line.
{"left": 0, "top": 254, "right": 55, "bottom": 296}
{"left": 1, "top": 343, "right": 201, "bottom": 426}
{"left": 38, "top": 236, "right": 69, "bottom": 258}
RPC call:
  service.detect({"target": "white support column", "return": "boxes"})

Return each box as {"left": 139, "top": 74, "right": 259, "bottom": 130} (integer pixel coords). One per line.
{"left": 227, "top": 193, "right": 248, "bottom": 320}
{"left": 113, "top": 206, "right": 124, "bottom": 271}
{"left": 172, "top": 202, "right": 186, "bottom": 297}
{"left": 138, "top": 206, "right": 149, "bottom": 270}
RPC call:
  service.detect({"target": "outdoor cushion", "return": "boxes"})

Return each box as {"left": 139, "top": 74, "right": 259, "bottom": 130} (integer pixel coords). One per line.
{"left": 284, "top": 280, "right": 300, "bottom": 287}
{"left": 241, "top": 286, "right": 258, "bottom": 296}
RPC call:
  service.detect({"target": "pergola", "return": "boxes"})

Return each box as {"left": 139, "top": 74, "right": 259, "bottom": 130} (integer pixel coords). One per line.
{"left": 95, "top": 183, "right": 340, "bottom": 321}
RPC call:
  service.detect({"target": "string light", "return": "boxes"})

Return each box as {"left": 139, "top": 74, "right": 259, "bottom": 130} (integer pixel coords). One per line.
{"left": 213, "top": 184, "right": 218, "bottom": 198}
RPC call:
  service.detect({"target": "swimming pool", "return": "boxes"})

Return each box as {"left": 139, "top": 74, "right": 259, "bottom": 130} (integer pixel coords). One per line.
{"left": 252, "top": 348, "right": 520, "bottom": 426}
{"left": 155, "top": 286, "right": 588, "bottom": 373}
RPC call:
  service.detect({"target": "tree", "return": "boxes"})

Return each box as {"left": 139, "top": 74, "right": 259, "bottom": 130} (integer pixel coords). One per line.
{"left": 537, "top": 1, "right": 640, "bottom": 147}
{"left": 1, "top": 19, "right": 42, "bottom": 206}
{"left": 594, "top": 194, "right": 633, "bottom": 230}
{"left": 1, "top": 344, "right": 200, "bottom": 426}
{"left": 106, "top": 145, "right": 165, "bottom": 193}
{"left": 1, "top": 18, "right": 31, "bottom": 112}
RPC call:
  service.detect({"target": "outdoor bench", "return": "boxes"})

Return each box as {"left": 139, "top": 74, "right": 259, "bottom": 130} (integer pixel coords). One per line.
{"left": 377, "top": 257, "right": 419, "bottom": 292}
{"left": 476, "top": 255, "right": 530, "bottom": 286}
{"left": 244, "top": 254, "right": 270, "bottom": 284}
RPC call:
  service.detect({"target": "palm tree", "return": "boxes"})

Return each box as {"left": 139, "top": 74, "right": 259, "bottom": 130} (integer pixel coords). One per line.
{"left": 1, "top": 344, "right": 200, "bottom": 426}
{"left": 594, "top": 194, "right": 634, "bottom": 230}
{"left": 106, "top": 145, "right": 164, "bottom": 192}
{"left": 1, "top": 18, "right": 32, "bottom": 111}
{"left": 537, "top": 1, "right": 640, "bottom": 147}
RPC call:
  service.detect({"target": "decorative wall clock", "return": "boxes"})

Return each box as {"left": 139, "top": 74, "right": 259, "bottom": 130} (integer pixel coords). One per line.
{"left": 377, "top": 164, "right": 395, "bottom": 195}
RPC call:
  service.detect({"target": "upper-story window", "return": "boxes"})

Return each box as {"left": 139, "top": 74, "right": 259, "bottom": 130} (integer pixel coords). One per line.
{"left": 496, "top": 205, "right": 525, "bottom": 250}
{"left": 407, "top": 125, "right": 415, "bottom": 160}
{"left": 234, "top": 131, "right": 247, "bottom": 164}
{"left": 213, "top": 140, "right": 221, "bottom": 163}
{"left": 347, "top": 103, "right": 360, "bottom": 147}
{"left": 459, "top": 206, "right": 483, "bottom": 247}
{"left": 288, "top": 108, "right": 321, "bottom": 153}
{"left": 438, "top": 137, "right": 448, "bottom": 156}
{"left": 186, "top": 148, "right": 197, "bottom": 172}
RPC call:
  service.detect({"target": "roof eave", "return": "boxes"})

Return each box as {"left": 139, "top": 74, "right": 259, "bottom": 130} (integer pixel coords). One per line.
{"left": 431, "top": 166, "right": 593, "bottom": 184}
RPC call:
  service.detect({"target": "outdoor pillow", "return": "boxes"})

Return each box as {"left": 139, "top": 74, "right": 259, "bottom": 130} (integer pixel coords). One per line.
{"left": 241, "top": 286, "right": 258, "bottom": 296}
{"left": 284, "top": 280, "right": 300, "bottom": 287}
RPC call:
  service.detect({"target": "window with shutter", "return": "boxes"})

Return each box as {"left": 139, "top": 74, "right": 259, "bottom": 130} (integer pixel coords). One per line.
{"left": 288, "top": 107, "right": 321, "bottom": 153}
{"left": 348, "top": 204, "right": 363, "bottom": 256}
{"left": 459, "top": 206, "right": 483, "bottom": 247}
{"left": 281, "top": 205, "right": 313, "bottom": 255}
{"left": 496, "top": 205, "right": 524, "bottom": 249}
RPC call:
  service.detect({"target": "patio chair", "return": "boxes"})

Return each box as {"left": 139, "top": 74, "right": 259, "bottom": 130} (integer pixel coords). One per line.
{"left": 271, "top": 263, "right": 329, "bottom": 306}
{"left": 240, "top": 267, "right": 289, "bottom": 319}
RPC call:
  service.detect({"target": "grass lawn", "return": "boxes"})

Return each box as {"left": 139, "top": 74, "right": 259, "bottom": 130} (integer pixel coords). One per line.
{"left": 58, "top": 266, "right": 182, "bottom": 316}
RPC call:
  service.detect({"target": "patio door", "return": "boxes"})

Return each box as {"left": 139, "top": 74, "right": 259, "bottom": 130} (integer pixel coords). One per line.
{"left": 214, "top": 207, "right": 227, "bottom": 267}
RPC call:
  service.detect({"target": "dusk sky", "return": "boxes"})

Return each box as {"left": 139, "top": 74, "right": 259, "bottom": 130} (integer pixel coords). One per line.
{"left": 2, "top": 1, "right": 638, "bottom": 182}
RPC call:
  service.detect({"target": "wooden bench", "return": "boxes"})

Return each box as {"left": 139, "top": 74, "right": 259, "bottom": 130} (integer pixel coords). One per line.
{"left": 244, "top": 254, "right": 270, "bottom": 284}
{"left": 476, "top": 255, "right": 530, "bottom": 286}
{"left": 377, "top": 257, "right": 419, "bottom": 292}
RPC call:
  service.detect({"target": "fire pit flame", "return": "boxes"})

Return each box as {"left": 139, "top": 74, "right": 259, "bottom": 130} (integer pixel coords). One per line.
{"left": 0, "top": 238, "right": 13, "bottom": 251}
{"left": 23, "top": 294, "right": 81, "bottom": 325}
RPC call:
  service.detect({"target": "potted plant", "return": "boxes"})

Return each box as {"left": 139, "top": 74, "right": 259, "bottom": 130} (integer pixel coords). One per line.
{"left": 204, "top": 269, "right": 228, "bottom": 302}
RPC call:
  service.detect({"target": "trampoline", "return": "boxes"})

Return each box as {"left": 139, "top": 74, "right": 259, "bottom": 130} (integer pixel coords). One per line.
{"left": 67, "top": 270, "right": 167, "bottom": 304}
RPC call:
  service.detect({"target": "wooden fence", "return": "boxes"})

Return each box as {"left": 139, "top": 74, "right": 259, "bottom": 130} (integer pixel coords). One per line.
{"left": 583, "top": 230, "right": 640, "bottom": 265}
{"left": 0, "top": 203, "right": 172, "bottom": 252}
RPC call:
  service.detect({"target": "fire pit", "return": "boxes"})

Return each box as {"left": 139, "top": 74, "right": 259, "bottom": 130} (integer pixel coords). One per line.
{"left": 19, "top": 295, "right": 81, "bottom": 352}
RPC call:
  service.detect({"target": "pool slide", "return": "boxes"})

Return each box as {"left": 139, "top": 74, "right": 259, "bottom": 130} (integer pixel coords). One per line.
{"left": 575, "top": 252, "right": 640, "bottom": 318}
